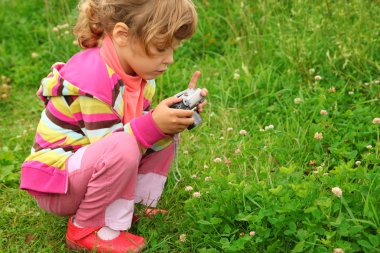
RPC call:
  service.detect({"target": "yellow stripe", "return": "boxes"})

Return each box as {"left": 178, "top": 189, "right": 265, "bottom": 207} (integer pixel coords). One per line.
{"left": 64, "top": 136, "right": 89, "bottom": 146}
{"left": 44, "top": 69, "right": 60, "bottom": 95}
{"left": 71, "top": 97, "right": 115, "bottom": 114}
{"left": 106, "top": 64, "right": 115, "bottom": 77}
{"left": 50, "top": 97, "right": 74, "bottom": 119}
{"left": 25, "top": 150, "right": 69, "bottom": 169}
{"left": 144, "top": 81, "right": 156, "bottom": 101}
{"left": 37, "top": 121, "right": 67, "bottom": 143}
{"left": 63, "top": 81, "right": 80, "bottom": 94}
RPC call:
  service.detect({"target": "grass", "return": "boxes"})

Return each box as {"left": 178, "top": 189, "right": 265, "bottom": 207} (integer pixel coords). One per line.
{"left": 1, "top": 0, "right": 379, "bottom": 252}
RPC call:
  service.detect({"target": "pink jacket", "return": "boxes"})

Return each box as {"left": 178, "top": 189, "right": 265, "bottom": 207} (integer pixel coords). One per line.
{"left": 20, "top": 47, "right": 171, "bottom": 195}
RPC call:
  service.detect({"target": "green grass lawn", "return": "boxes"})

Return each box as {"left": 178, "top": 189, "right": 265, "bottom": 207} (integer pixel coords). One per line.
{"left": 1, "top": 0, "right": 379, "bottom": 252}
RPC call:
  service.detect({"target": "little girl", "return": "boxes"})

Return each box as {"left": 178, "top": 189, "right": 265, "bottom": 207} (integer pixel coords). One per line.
{"left": 20, "top": 0, "right": 207, "bottom": 252}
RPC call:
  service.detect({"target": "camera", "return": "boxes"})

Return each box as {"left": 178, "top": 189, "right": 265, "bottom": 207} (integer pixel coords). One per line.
{"left": 170, "top": 88, "right": 205, "bottom": 130}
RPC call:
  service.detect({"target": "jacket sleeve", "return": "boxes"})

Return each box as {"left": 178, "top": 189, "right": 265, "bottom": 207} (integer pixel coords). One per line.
{"left": 71, "top": 96, "right": 172, "bottom": 151}
{"left": 124, "top": 111, "right": 173, "bottom": 152}
{"left": 70, "top": 96, "right": 124, "bottom": 143}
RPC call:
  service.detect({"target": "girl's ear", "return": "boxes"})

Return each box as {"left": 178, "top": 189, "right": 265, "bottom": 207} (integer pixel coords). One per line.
{"left": 112, "top": 22, "right": 130, "bottom": 47}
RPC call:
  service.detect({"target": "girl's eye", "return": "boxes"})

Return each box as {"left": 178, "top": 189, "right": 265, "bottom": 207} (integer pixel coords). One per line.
{"left": 156, "top": 48, "right": 166, "bottom": 53}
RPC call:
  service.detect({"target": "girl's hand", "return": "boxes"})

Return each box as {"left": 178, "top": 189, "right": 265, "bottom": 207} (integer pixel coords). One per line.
{"left": 152, "top": 96, "right": 195, "bottom": 134}
{"left": 152, "top": 70, "right": 208, "bottom": 135}
{"left": 188, "top": 71, "right": 208, "bottom": 112}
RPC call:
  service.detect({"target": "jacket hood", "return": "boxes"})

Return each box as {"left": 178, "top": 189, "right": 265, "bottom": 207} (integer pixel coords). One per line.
{"left": 37, "top": 48, "right": 124, "bottom": 108}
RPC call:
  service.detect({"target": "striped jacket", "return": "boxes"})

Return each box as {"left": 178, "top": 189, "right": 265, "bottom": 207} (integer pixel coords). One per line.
{"left": 20, "top": 48, "right": 171, "bottom": 194}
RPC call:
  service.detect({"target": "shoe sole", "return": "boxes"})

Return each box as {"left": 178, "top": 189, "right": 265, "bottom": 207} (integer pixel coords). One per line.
{"left": 66, "top": 236, "right": 146, "bottom": 253}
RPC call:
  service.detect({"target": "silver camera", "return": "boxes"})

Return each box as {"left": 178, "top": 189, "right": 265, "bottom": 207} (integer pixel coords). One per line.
{"left": 170, "top": 88, "right": 205, "bottom": 130}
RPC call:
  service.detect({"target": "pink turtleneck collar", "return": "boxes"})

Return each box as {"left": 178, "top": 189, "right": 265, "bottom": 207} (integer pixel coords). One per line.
{"left": 100, "top": 35, "right": 146, "bottom": 124}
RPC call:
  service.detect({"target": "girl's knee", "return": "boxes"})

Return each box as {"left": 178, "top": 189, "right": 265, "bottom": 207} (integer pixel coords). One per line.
{"left": 104, "top": 132, "right": 141, "bottom": 171}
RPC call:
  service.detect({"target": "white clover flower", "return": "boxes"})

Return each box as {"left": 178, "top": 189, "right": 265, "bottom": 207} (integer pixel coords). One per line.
{"left": 183, "top": 150, "right": 189, "bottom": 155}
{"left": 242, "top": 63, "right": 249, "bottom": 76}
{"left": 179, "top": 234, "right": 186, "bottom": 242}
{"left": 57, "top": 23, "right": 69, "bottom": 29}
{"left": 249, "top": 231, "right": 256, "bottom": 236}
{"left": 31, "top": 52, "right": 39, "bottom": 58}
{"left": 329, "top": 87, "right": 336, "bottom": 93}
{"left": 234, "top": 148, "right": 241, "bottom": 154}
{"left": 348, "top": 91, "right": 354, "bottom": 95}
{"left": 366, "top": 145, "right": 373, "bottom": 149}
{"left": 219, "top": 136, "right": 224, "bottom": 140}
{"left": 193, "top": 192, "right": 201, "bottom": 198}
{"left": 227, "top": 127, "right": 233, "bottom": 132}
{"left": 323, "top": 173, "right": 329, "bottom": 176}
{"left": 265, "top": 125, "right": 274, "bottom": 131}
{"left": 190, "top": 174, "right": 197, "bottom": 179}
{"left": 331, "top": 187, "right": 343, "bottom": 198}
{"left": 309, "top": 68, "right": 315, "bottom": 74}
{"left": 234, "top": 72, "right": 240, "bottom": 80}
{"left": 52, "top": 27, "right": 59, "bottom": 32}
{"left": 373, "top": 118, "right": 380, "bottom": 124}
{"left": 239, "top": 129, "right": 247, "bottom": 135}
{"left": 259, "top": 128, "right": 265, "bottom": 132}
{"left": 204, "top": 176, "right": 212, "bottom": 182}
{"left": 355, "top": 161, "right": 361, "bottom": 166}
{"left": 213, "top": 157, "right": 222, "bottom": 163}
{"left": 185, "top": 186, "right": 193, "bottom": 191}
{"left": 204, "top": 164, "right": 209, "bottom": 169}
{"left": 314, "top": 75, "right": 322, "bottom": 81}
{"left": 294, "top": 98, "right": 302, "bottom": 104}
{"left": 333, "top": 248, "right": 344, "bottom": 253}
{"left": 374, "top": 80, "right": 380, "bottom": 84}
{"left": 314, "top": 132, "right": 323, "bottom": 140}
{"left": 320, "top": 109, "right": 328, "bottom": 115}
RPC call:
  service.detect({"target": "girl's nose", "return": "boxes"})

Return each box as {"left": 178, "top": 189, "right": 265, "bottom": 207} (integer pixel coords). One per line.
{"left": 163, "top": 51, "right": 174, "bottom": 65}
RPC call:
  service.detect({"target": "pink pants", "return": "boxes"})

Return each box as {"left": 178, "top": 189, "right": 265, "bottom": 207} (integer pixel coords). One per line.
{"left": 34, "top": 132, "right": 174, "bottom": 230}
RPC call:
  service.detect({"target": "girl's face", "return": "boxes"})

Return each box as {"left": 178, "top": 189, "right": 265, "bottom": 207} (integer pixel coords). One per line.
{"left": 115, "top": 36, "right": 176, "bottom": 80}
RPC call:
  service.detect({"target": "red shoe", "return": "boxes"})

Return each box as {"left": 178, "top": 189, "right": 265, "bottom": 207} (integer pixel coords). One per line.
{"left": 66, "top": 216, "right": 145, "bottom": 253}
{"left": 132, "top": 208, "right": 168, "bottom": 224}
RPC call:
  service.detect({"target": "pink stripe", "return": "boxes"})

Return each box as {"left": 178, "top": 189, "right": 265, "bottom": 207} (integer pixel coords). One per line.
{"left": 143, "top": 99, "right": 151, "bottom": 110}
{"left": 20, "top": 166, "right": 68, "bottom": 194}
{"left": 47, "top": 101, "right": 77, "bottom": 124}
{"left": 82, "top": 113, "right": 118, "bottom": 123}
{"left": 110, "top": 73, "right": 121, "bottom": 87}
{"left": 22, "top": 160, "right": 63, "bottom": 172}
{"left": 35, "top": 133, "right": 66, "bottom": 148}
{"left": 72, "top": 112, "right": 83, "bottom": 122}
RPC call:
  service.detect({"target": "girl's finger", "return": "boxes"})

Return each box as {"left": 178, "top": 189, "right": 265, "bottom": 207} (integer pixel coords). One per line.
{"left": 188, "top": 71, "right": 201, "bottom": 89}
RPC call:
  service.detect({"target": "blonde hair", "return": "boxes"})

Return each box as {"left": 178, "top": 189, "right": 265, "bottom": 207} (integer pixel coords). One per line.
{"left": 74, "top": 0, "right": 197, "bottom": 53}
